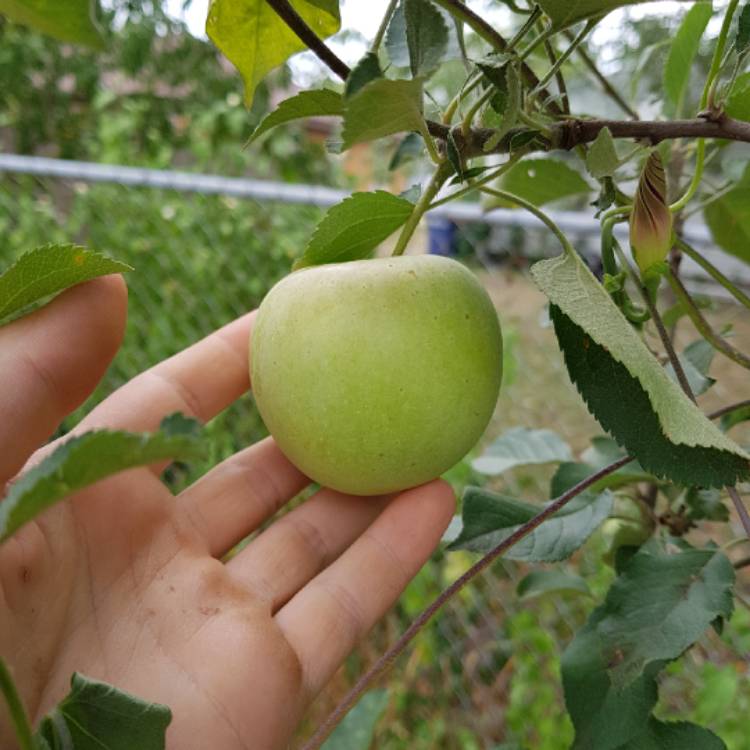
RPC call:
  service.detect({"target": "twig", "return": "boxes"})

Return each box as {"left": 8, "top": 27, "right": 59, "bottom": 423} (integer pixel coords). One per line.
{"left": 727, "top": 487, "right": 750, "bottom": 541}
{"left": 568, "top": 36, "right": 639, "bottom": 120}
{"left": 299, "top": 455, "right": 633, "bottom": 750}
{"left": 666, "top": 270, "right": 750, "bottom": 371}
{"left": 542, "top": 37, "right": 570, "bottom": 115}
{"left": 707, "top": 400, "right": 750, "bottom": 421}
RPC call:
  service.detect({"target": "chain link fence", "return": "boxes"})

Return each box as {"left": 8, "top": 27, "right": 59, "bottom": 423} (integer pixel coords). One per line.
{"left": 1, "top": 157, "right": 748, "bottom": 749}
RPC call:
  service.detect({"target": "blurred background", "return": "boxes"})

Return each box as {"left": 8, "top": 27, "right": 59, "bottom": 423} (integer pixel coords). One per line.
{"left": 1, "top": 2, "right": 749, "bottom": 748}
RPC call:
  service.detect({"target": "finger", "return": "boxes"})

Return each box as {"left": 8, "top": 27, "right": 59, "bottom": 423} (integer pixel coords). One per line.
{"left": 275, "top": 480, "right": 455, "bottom": 698}
{"left": 0, "top": 276, "right": 127, "bottom": 486}
{"left": 77, "top": 311, "right": 256, "bottom": 436}
{"left": 179, "top": 437, "right": 309, "bottom": 557}
{"left": 227, "top": 487, "right": 391, "bottom": 610}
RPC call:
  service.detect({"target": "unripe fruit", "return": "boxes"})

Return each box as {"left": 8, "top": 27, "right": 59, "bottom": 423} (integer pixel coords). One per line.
{"left": 251, "top": 255, "right": 503, "bottom": 496}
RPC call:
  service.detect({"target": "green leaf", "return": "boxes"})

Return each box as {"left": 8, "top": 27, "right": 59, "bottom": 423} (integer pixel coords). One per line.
{"left": 246, "top": 89, "right": 343, "bottom": 144}
{"left": 0, "top": 0, "right": 104, "bottom": 48}
{"left": 550, "top": 458, "right": 651, "bottom": 496}
{"left": 449, "top": 487, "right": 613, "bottom": 561}
{"left": 685, "top": 487, "right": 729, "bottom": 522}
{"left": 341, "top": 77, "right": 431, "bottom": 149}
{"left": 516, "top": 569, "right": 592, "bottom": 600}
{"left": 35, "top": 673, "right": 171, "bottom": 750}
{"left": 619, "top": 718, "right": 726, "bottom": 750}
{"left": 206, "top": 0, "right": 341, "bottom": 105}
{"left": 345, "top": 52, "right": 383, "bottom": 98}
{"left": 389, "top": 132, "right": 425, "bottom": 169}
{"left": 530, "top": 251, "right": 750, "bottom": 487}
{"left": 586, "top": 127, "right": 620, "bottom": 179}
{"left": 726, "top": 71, "right": 750, "bottom": 121}
{"left": 562, "top": 540, "right": 734, "bottom": 749}
{"left": 0, "top": 244, "right": 132, "bottom": 326}
{"left": 665, "top": 338, "right": 716, "bottom": 396}
{"left": 472, "top": 426, "right": 572, "bottom": 475}
{"left": 494, "top": 159, "right": 591, "bottom": 207}
{"left": 736, "top": 2, "right": 750, "bottom": 53}
{"left": 385, "top": 1, "right": 410, "bottom": 67}
{"left": 404, "top": 0, "right": 449, "bottom": 77}
{"left": 720, "top": 403, "right": 750, "bottom": 432}
{"left": 0, "top": 415, "right": 202, "bottom": 543}
{"left": 704, "top": 164, "right": 750, "bottom": 264}
{"left": 293, "top": 191, "right": 415, "bottom": 269}
{"left": 537, "top": 0, "right": 693, "bottom": 30}
{"left": 321, "top": 690, "right": 389, "bottom": 749}
{"left": 663, "top": 2, "right": 713, "bottom": 109}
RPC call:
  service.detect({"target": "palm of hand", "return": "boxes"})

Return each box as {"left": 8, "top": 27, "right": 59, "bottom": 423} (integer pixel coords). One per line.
{"left": 0, "top": 278, "right": 453, "bottom": 749}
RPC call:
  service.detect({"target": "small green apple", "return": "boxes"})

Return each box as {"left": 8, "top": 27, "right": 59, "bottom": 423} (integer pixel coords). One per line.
{"left": 251, "top": 254, "right": 503, "bottom": 496}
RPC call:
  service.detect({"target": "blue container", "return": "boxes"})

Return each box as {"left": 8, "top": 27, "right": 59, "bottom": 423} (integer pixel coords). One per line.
{"left": 427, "top": 217, "right": 458, "bottom": 256}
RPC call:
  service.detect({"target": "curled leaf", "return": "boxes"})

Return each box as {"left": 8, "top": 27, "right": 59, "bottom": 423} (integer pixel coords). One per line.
{"left": 630, "top": 152, "right": 673, "bottom": 274}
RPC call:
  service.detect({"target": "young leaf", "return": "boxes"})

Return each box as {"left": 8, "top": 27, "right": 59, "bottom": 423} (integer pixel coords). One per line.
{"left": 206, "top": 0, "right": 340, "bottom": 105}
{"left": 293, "top": 191, "right": 415, "bottom": 269}
{"left": 389, "top": 132, "right": 425, "bottom": 169}
{"left": 663, "top": 2, "right": 713, "bottom": 109}
{"left": 385, "top": 1, "right": 410, "bottom": 67}
{"left": 704, "top": 164, "right": 750, "bottom": 264}
{"left": 735, "top": 1, "right": 750, "bottom": 53}
{"left": 404, "top": 0, "right": 449, "bottom": 77}
{"left": 0, "top": 0, "right": 105, "bottom": 48}
{"left": 537, "top": 0, "right": 693, "bottom": 30}
{"left": 0, "top": 415, "right": 202, "bottom": 543}
{"left": 321, "top": 690, "right": 389, "bottom": 750}
{"left": 585, "top": 127, "right": 620, "bottom": 179}
{"left": 341, "top": 77, "right": 431, "bottom": 149}
{"left": 516, "top": 569, "right": 592, "bottom": 600}
{"left": 493, "top": 159, "right": 591, "bottom": 207}
{"left": 0, "top": 244, "right": 132, "bottom": 326}
{"left": 726, "top": 72, "right": 750, "bottom": 121}
{"left": 449, "top": 487, "right": 613, "bottom": 561}
{"left": 531, "top": 251, "right": 750, "bottom": 487}
{"left": 345, "top": 53, "right": 383, "bottom": 98}
{"left": 246, "top": 89, "right": 343, "bottom": 144}
{"left": 720, "top": 403, "right": 750, "bottom": 432}
{"left": 562, "top": 540, "right": 733, "bottom": 749}
{"left": 35, "top": 673, "right": 171, "bottom": 750}
{"left": 472, "top": 426, "right": 572, "bottom": 475}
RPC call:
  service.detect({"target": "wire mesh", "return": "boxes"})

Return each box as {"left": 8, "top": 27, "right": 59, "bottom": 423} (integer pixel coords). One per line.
{"left": 1, "top": 166, "right": 748, "bottom": 750}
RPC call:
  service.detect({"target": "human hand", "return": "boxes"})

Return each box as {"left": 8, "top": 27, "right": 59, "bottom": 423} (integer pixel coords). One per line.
{"left": 0, "top": 276, "right": 455, "bottom": 749}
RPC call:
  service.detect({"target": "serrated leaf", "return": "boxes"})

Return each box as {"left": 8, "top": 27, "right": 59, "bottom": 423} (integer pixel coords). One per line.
{"left": 476, "top": 53, "right": 512, "bottom": 89}
{"left": 704, "top": 163, "right": 750, "bottom": 264}
{"left": 0, "top": 244, "right": 132, "bottom": 325}
{"left": 449, "top": 487, "right": 613, "bottom": 561}
{"left": 726, "top": 72, "right": 750, "bottom": 122}
{"left": 341, "top": 77, "right": 431, "bottom": 149}
{"left": 0, "top": 416, "right": 203, "bottom": 542}
{"left": 293, "top": 191, "right": 414, "bottom": 269}
{"left": 322, "top": 690, "right": 388, "bottom": 750}
{"left": 0, "top": 0, "right": 105, "bottom": 48}
{"left": 530, "top": 251, "right": 749, "bottom": 487}
{"left": 472, "top": 426, "right": 572, "bottom": 475}
{"left": 206, "top": 0, "right": 340, "bottom": 105}
{"left": 736, "top": 2, "right": 750, "bottom": 52}
{"left": 685, "top": 487, "right": 729, "bottom": 521}
{"left": 345, "top": 53, "right": 382, "bottom": 98}
{"left": 599, "top": 540, "right": 733, "bottom": 686}
{"left": 586, "top": 127, "right": 620, "bottom": 179}
{"left": 537, "top": 0, "right": 693, "bottom": 30}
{"left": 562, "top": 540, "right": 733, "bottom": 750}
{"left": 493, "top": 158, "right": 591, "bottom": 207}
{"left": 247, "top": 89, "right": 343, "bottom": 144}
{"left": 404, "top": 0, "right": 449, "bottom": 77}
{"left": 663, "top": 2, "right": 713, "bottom": 109}
{"left": 516, "top": 569, "right": 592, "bottom": 600}
{"left": 35, "top": 673, "right": 171, "bottom": 750}
{"left": 619, "top": 718, "right": 726, "bottom": 750}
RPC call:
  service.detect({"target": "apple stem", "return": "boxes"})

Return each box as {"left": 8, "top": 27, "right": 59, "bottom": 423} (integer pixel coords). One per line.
{"left": 298, "top": 454, "right": 633, "bottom": 750}
{"left": 391, "top": 162, "right": 452, "bottom": 257}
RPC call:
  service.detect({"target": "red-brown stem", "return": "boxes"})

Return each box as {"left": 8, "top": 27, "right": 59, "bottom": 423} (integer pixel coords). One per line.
{"left": 299, "top": 454, "right": 633, "bottom": 750}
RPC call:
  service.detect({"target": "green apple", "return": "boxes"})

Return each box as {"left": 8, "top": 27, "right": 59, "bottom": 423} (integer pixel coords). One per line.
{"left": 250, "top": 254, "right": 503, "bottom": 496}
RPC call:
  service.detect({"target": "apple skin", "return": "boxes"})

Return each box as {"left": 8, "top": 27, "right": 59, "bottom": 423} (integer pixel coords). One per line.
{"left": 250, "top": 254, "right": 503, "bottom": 496}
